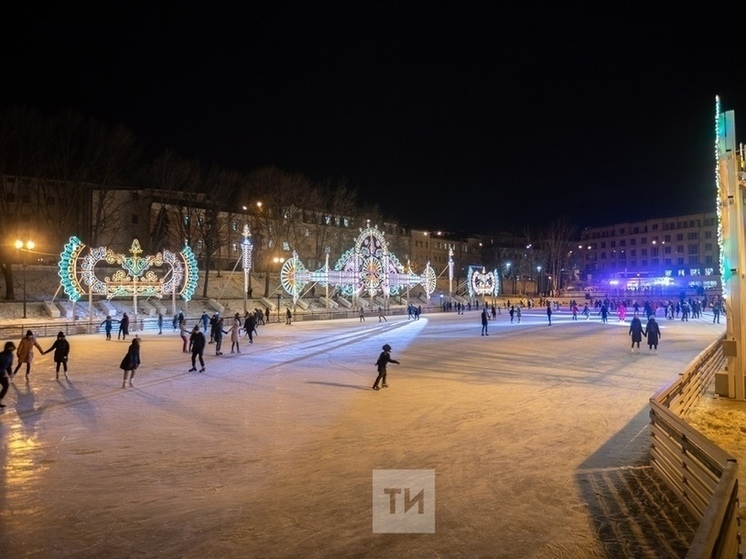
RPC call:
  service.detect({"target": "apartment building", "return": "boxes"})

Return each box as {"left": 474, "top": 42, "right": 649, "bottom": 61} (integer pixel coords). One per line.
{"left": 579, "top": 211, "right": 720, "bottom": 295}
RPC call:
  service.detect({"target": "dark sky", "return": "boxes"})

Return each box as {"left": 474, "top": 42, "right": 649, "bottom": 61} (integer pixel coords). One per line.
{"left": 2, "top": 3, "right": 744, "bottom": 235}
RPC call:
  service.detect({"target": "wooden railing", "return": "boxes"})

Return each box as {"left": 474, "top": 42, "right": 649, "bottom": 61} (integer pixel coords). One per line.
{"left": 650, "top": 332, "right": 741, "bottom": 558}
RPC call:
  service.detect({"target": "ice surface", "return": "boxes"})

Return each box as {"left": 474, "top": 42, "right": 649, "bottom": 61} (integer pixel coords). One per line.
{"left": 0, "top": 307, "right": 725, "bottom": 558}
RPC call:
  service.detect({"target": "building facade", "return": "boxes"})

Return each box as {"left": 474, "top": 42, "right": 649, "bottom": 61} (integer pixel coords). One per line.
{"left": 579, "top": 211, "right": 720, "bottom": 296}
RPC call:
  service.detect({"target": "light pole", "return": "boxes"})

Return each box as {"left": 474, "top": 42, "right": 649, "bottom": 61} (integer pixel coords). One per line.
{"left": 15, "top": 239, "right": 35, "bottom": 319}
{"left": 537, "top": 265, "right": 542, "bottom": 296}
{"left": 273, "top": 256, "right": 285, "bottom": 323}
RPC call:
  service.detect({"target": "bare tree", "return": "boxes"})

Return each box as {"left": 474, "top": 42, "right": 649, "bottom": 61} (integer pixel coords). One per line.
{"left": 141, "top": 151, "right": 203, "bottom": 252}
{"left": 243, "top": 166, "right": 313, "bottom": 297}
{"left": 197, "top": 167, "right": 245, "bottom": 297}
{"left": 540, "top": 216, "right": 577, "bottom": 296}
{"left": 0, "top": 105, "right": 45, "bottom": 298}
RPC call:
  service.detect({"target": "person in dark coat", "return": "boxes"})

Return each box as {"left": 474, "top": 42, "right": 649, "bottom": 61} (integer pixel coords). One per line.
{"left": 0, "top": 341, "right": 15, "bottom": 407}
{"left": 244, "top": 313, "right": 257, "bottom": 344}
{"left": 188, "top": 325, "right": 207, "bottom": 372}
{"left": 645, "top": 316, "right": 662, "bottom": 355}
{"left": 213, "top": 318, "right": 227, "bottom": 356}
{"left": 120, "top": 337, "right": 141, "bottom": 387}
{"left": 481, "top": 307, "right": 489, "bottom": 336}
{"left": 628, "top": 314, "right": 645, "bottom": 354}
{"left": 372, "top": 344, "right": 400, "bottom": 390}
{"left": 118, "top": 313, "right": 130, "bottom": 340}
{"left": 43, "top": 331, "right": 71, "bottom": 379}
{"left": 546, "top": 302, "right": 553, "bottom": 325}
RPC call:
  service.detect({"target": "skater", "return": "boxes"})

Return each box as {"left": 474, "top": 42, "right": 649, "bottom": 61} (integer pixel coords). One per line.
{"left": 286, "top": 307, "right": 292, "bottom": 325}
{"left": 43, "top": 331, "right": 70, "bottom": 379}
{"left": 645, "top": 316, "right": 662, "bottom": 355}
{"left": 120, "top": 337, "right": 141, "bottom": 387}
{"left": 213, "top": 317, "right": 227, "bottom": 355}
{"left": 0, "top": 341, "right": 15, "bottom": 407}
{"left": 118, "top": 312, "right": 130, "bottom": 340}
{"left": 481, "top": 307, "right": 489, "bottom": 336}
{"left": 628, "top": 314, "right": 644, "bottom": 354}
{"left": 509, "top": 305, "right": 515, "bottom": 323}
{"left": 209, "top": 313, "right": 219, "bottom": 343}
{"left": 12, "top": 330, "right": 43, "bottom": 379}
{"left": 101, "top": 315, "right": 114, "bottom": 340}
{"left": 359, "top": 307, "right": 365, "bottom": 322}
{"left": 229, "top": 313, "right": 242, "bottom": 353}
{"left": 157, "top": 312, "right": 163, "bottom": 335}
{"left": 516, "top": 305, "right": 522, "bottom": 323}
{"left": 378, "top": 307, "right": 387, "bottom": 322}
{"left": 244, "top": 312, "right": 257, "bottom": 344}
{"left": 188, "top": 325, "right": 206, "bottom": 372}
{"left": 172, "top": 312, "right": 179, "bottom": 332}
{"left": 179, "top": 320, "right": 190, "bottom": 353}
{"left": 546, "top": 302, "right": 552, "bottom": 326}
{"left": 201, "top": 311, "right": 209, "bottom": 333}
{"left": 372, "top": 343, "right": 400, "bottom": 390}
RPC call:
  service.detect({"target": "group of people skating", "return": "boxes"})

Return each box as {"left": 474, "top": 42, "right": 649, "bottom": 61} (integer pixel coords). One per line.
{"left": 0, "top": 329, "right": 71, "bottom": 407}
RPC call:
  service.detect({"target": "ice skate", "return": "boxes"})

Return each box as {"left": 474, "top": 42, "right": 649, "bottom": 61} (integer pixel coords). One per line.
{"left": 372, "top": 386, "right": 380, "bottom": 390}
{"left": 199, "top": 368, "right": 205, "bottom": 373}
{"left": 382, "top": 384, "right": 388, "bottom": 388}
{"left": 129, "top": 381, "right": 134, "bottom": 387}
{"left": 189, "top": 367, "right": 197, "bottom": 372}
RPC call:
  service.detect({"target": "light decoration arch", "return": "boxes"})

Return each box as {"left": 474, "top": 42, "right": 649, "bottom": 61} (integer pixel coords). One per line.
{"left": 58, "top": 237, "right": 199, "bottom": 302}
{"left": 466, "top": 266, "right": 500, "bottom": 298}
{"left": 279, "top": 225, "right": 436, "bottom": 303}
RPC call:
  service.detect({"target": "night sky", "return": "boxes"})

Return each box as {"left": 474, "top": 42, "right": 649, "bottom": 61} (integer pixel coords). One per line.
{"left": 2, "top": 3, "right": 744, "bottom": 234}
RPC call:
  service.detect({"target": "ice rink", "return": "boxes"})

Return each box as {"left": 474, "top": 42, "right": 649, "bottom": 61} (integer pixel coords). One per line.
{"left": 0, "top": 307, "right": 725, "bottom": 558}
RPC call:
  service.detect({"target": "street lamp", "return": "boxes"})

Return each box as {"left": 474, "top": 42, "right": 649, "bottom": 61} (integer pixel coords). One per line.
{"left": 537, "top": 265, "right": 542, "bottom": 296}
{"left": 15, "top": 239, "right": 35, "bottom": 319}
{"left": 273, "top": 256, "right": 285, "bottom": 323}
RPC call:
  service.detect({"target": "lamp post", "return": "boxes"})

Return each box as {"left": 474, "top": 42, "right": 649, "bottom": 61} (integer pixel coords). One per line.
{"left": 273, "top": 256, "right": 285, "bottom": 323}
{"left": 15, "top": 239, "right": 35, "bottom": 319}
{"left": 537, "top": 265, "right": 542, "bottom": 296}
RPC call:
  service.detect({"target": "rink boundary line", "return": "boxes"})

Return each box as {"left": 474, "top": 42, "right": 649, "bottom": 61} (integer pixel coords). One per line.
{"left": 576, "top": 465, "right": 653, "bottom": 474}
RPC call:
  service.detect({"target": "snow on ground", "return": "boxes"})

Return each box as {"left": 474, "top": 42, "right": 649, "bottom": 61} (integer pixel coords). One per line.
{"left": 0, "top": 303, "right": 726, "bottom": 558}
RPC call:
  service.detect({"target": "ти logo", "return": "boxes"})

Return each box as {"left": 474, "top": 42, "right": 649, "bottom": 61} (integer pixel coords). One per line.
{"left": 372, "top": 469, "right": 435, "bottom": 533}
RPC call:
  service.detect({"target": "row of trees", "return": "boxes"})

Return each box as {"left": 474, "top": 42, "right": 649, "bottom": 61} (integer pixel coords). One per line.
{"left": 0, "top": 105, "right": 580, "bottom": 301}
{"left": 0, "top": 106, "right": 397, "bottom": 300}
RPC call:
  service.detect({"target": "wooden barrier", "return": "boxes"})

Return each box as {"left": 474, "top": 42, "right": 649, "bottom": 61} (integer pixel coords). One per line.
{"left": 650, "top": 332, "right": 741, "bottom": 558}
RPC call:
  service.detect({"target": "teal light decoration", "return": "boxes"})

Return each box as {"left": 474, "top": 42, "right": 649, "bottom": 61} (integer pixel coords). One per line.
{"left": 56, "top": 237, "right": 200, "bottom": 302}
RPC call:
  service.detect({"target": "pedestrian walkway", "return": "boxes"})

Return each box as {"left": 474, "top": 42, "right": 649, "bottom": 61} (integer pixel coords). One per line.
{"left": 0, "top": 309, "right": 725, "bottom": 557}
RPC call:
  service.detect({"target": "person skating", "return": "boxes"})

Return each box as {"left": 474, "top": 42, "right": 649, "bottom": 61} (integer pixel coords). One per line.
{"left": 628, "top": 314, "right": 644, "bottom": 354}
{"left": 546, "top": 302, "right": 552, "bottom": 325}
{"left": 286, "top": 307, "right": 292, "bottom": 325}
{"left": 180, "top": 320, "right": 190, "bottom": 353}
{"left": 118, "top": 312, "right": 130, "bottom": 340}
{"left": 244, "top": 312, "right": 257, "bottom": 344}
{"left": 12, "top": 330, "right": 43, "bottom": 380}
{"left": 213, "top": 318, "right": 227, "bottom": 355}
{"left": 378, "top": 307, "right": 387, "bottom": 322}
{"left": 229, "top": 313, "right": 242, "bottom": 353}
{"left": 0, "top": 341, "right": 15, "bottom": 407}
{"left": 481, "top": 307, "right": 489, "bottom": 336}
{"left": 101, "top": 315, "right": 114, "bottom": 340}
{"left": 188, "top": 325, "right": 206, "bottom": 372}
{"left": 359, "top": 307, "right": 365, "bottom": 322}
{"left": 120, "top": 337, "right": 141, "bottom": 387}
{"left": 157, "top": 312, "right": 164, "bottom": 335}
{"left": 43, "top": 331, "right": 70, "bottom": 379}
{"left": 645, "top": 316, "right": 662, "bottom": 355}
{"left": 372, "top": 343, "right": 400, "bottom": 390}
